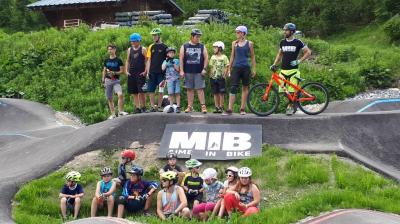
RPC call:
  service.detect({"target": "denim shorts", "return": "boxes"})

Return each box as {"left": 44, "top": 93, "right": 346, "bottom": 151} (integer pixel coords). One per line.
{"left": 147, "top": 73, "right": 165, "bottom": 93}
{"left": 184, "top": 73, "right": 205, "bottom": 90}
{"left": 167, "top": 79, "right": 181, "bottom": 94}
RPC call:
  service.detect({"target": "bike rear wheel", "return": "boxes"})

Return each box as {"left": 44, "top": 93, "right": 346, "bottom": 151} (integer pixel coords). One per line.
{"left": 297, "top": 82, "right": 329, "bottom": 115}
{"left": 247, "top": 83, "right": 280, "bottom": 116}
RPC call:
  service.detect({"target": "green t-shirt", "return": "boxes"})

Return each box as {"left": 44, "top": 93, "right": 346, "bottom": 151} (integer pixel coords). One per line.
{"left": 209, "top": 54, "right": 229, "bottom": 79}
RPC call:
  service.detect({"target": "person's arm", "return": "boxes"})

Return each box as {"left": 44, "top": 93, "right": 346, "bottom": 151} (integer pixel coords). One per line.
{"left": 125, "top": 48, "right": 130, "bottom": 75}
{"left": 300, "top": 46, "right": 312, "bottom": 63}
{"left": 175, "top": 186, "right": 188, "bottom": 213}
{"left": 244, "top": 184, "right": 261, "bottom": 208}
{"left": 156, "top": 191, "right": 166, "bottom": 220}
{"left": 102, "top": 67, "right": 107, "bottom": 83}
{"left": 228, "top": 41, "right": 236, "bottom": 71}
{"left": 273, "top": 49, "right": 283, "bottom": 66}
{"left": 174, "top": 60, "right": 180, "bottom": 72}
{"left": 224, "top": 56, "right": 230, "bottom": 77}
{"left": 249, "top": 41, "right": 256, "bottom": 77}
{"left": 201, "top": 46, "right": 209, "bottom": 76}
{"left": 145, "top": 46, "right": 151, "bottom": 77}
{"left": 104, "top": 181, "right": 116, "bottom": 197}
{"left": 59, "top": 193, "right": 71, "bottom": 198}
{"left": 198, "top": 179, "right": 205, "bottom": 193}
{"left": 95, "top": 181, "right": 101, "bottom": 198}
{"left": 162, "top": 61, "right": 167, "bottom": 71}
{"left": 179, "top": 45, "right": 185, "bottom": 77}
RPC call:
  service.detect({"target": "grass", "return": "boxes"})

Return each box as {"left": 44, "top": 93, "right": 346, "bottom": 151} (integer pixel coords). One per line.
{"left": 12, "top": 145, "right": 400, "bottom": 224}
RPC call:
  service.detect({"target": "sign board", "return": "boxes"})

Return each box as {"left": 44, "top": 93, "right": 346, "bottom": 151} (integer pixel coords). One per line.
{"left": 158, "top": 124, "right": 262, "bottom": 160}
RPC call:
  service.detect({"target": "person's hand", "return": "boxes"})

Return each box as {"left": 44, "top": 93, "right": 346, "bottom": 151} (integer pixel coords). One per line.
{"left": 270, "top": 64, "right": 277, "bottom": 72}
{"left": 180, "top": 71, "right": 185, "bottom": 78}
{"left": 188, "top": 189, "right": 193, "bottom": 194}
{"left": 141, "top": 193, "right": 149, "bottom": 200}
{"left": 139, "top": 71, "right": 146, "bottom": 77}
{"left": 239, "top": 202, "right": 246, "bottom": 208}
{"left": 201, "top": 69, "right": 207, "bottom": 76}
{"left": 251, "top": 70, "right": 256, "bottom": 78}
{"left": 127, "top": 72, "right": 131, "bottom": 76}
{"left": 234, "top": 192, "right": 240, "bottom": 200}
{"left": 290, "top": 60, "right": 300, "bottom": 66}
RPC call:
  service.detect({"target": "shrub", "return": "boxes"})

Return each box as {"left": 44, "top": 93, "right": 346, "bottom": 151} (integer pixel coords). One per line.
{"left": 383, "top": 14, "right": 400, "bottom": 42}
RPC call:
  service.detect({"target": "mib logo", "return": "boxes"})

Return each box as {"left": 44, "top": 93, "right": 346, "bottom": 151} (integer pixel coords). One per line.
{"left": 282, "top": 46, "right": 297, "bottom": 52}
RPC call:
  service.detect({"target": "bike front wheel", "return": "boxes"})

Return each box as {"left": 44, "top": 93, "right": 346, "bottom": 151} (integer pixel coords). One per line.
{"left": 247, "top": 83, "right": 280, "bottom": 116}
{"left": 297, "top": 82, "right": 329, "bottom": 115}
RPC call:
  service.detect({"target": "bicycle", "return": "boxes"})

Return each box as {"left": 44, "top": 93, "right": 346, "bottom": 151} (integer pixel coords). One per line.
{"left": 247, "top": 69, "right": 329, "bottom": 116}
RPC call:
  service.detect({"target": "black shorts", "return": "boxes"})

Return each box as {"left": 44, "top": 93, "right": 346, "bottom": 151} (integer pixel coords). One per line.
{"left": 186, "top": 192, "right": 203, "bottom": 207}
{"left": 210, "top": 78, "right": 226, "bottom": 94}
{"left": 231, "top": 67, "right": 251, "bottom": 87}
{"left": 118, "top": 197, "right": 145, "bottom": 213}
{"left": 128, "top": 73, "right": 146, "bottom": 94}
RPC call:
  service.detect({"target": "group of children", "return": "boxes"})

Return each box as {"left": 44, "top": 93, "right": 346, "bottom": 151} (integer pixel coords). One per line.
{"left": 59, "top": 150, "right": 261, "bottom": 221}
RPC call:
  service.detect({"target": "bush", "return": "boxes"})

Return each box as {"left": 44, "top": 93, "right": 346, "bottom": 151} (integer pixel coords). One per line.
{"left": 360, "top": 66, "right": 394, "bottom": 89}
{"left": 383, "top": 14, "right": 400, "bottom": 43}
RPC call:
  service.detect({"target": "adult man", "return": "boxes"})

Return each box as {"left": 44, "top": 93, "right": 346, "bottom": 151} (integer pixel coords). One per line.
{"left": 270, "top": 23, "right": 312, "bottom": 115}
{"left": 179, "top": 29, "right": 209, "bottom": 114}
{"left": 102, "top": 44, "right": 128, "bottom": 119}
{"left": 146, "top": 28, "right": 168, "bottom": 112}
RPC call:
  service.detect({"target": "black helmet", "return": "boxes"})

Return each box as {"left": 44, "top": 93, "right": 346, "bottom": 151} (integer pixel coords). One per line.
{"left": 283, "top": 23, "right": 296, "bottom": 31}
{"left": 166, "top": 151, "right": 177, "bottom": 159}
{"left": 191, "top": 28, "right": 203, "bottom": 36}
{"left": 129, "top": 165, "right": 144, "bottom": 176}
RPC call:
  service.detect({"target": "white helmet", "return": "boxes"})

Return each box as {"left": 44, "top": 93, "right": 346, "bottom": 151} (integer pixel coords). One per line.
{"left": 213, "top": 41, "right": 225, "bottom": 50}
{"left": 238, "top": 167, "right": 252, "bottom": 177}
{"left": 225, "top": 166, "right": 239, "bottom": 174}
{"left": 203, "top": 168, "right": 218, "bottom": 180}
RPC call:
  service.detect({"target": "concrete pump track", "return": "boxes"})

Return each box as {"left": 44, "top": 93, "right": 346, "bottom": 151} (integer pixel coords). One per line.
{"left": 0, "top": 98, "right": 400, "bottom": 223}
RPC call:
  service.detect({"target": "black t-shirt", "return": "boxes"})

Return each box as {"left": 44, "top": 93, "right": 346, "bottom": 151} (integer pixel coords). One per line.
{"left": 279, "top": 38, "right": 305, "bottom": 70}
{"left": 148, "top": 43, "right": 168, "bottom": 74}
{"left": 183, "top": 174, "right": 203, "bottom": 191}
{"left": 104, "top": 57, "right": 123, "bottom": 79}
{"left": 162, "top": 164, "right": 183, "bottom": 173}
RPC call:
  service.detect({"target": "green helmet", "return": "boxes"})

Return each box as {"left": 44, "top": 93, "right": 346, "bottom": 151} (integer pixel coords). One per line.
{"left": 150, "top": 28, "right": 162, "bottom": 35}
{"left": 185, "top": 159, "right": 202, "bottom": 169}
{"left": 65, "top": 171, "right": 81, "bottom": 182}
{"left": 161, "top": 171, "right": 177, "bottom": 181}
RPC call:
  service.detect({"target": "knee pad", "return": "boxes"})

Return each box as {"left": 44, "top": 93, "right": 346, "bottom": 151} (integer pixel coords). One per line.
{"left": 230, "top": 85, "right": 238, "bottom": 95}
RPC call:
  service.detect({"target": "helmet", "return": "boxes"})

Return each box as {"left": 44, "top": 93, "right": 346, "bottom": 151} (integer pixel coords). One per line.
{"left": 213, "top": 41, "right": 225, "bottom": 50}
{"left": 150, "top": 28, "right": 162, "bottom": 35}
{"left": 185, "top": 159, "right": 202, "bottom": 169}
{"left": 225, "top": 166, "right": 239, "bottom": 174}
{"left": 203, "top": 168, "right": 218, "bottom": 180}
{"left": 166, "top": 47, "right": 176, "bottom": 54}
{"left": 129, "top": 165, "right": 144, "bottom": 176}
{"left": 121, "top": 149, "right": 136, "bottom": 161}
{"left": 129, "top": 33, "right": 142, "bottom": 42}
{"left": 238, "top": 167, "right": 252, "bottom": 177}
{"left": 283, "top": 23, "right": 296, "bottom": 31}
{"left": 235, "top": 25, "right": 248, "bottom": 34}
{"left": 100, "top": 167, "right": 112, "bottom": 176}
{"left": 160, "top": 171, "right": 177, "bottom": 181}
{"left": 166, "top": 151, "right": 177, "bottom": 159}
{"left": 65, "top": 171, "right": 81, "bottom": 182}
{"left": 191, "top": 28, "right": 203, "bottom": 36}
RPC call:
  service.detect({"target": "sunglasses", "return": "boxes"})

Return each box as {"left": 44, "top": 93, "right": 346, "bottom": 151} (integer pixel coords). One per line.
{"left": 194, "top": 166, "right": 200, "bottom": 169}
{"left": 227, "top": 174, "right": 234, "bottom": 177}
{"left": 161, "top": 179, "right": 169, "bottom": 182}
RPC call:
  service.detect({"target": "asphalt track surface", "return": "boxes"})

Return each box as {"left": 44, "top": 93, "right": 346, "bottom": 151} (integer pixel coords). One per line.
{"left": 0, "top": 98, "right": 399, "bottom": 223}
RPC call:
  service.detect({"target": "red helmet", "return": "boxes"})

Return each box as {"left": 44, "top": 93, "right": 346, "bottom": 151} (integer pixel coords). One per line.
{"left": 121, "top": 149, "right": 136, "bottom": 161}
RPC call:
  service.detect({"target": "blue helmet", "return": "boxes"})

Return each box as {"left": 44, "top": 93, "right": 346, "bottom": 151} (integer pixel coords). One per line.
{"left": 283, "top": 23, "right": 296, "bottom": 31}
{"left": 129, "top": 33, "right": 141, "bottom": 42}
{"left": 129, "top": 165, "right": 144, "bottom": 176}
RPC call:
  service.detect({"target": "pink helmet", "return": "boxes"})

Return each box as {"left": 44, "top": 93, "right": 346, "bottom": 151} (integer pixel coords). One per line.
{"left": 235, "top": 25, "right": 248, "bottom": 34}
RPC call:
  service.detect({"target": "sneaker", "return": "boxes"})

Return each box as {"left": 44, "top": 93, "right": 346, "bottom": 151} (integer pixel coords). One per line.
{"left": 222, "top": 109, "right": 233, "bottom": 116}
{"left": 150, "top": 107, "right": 157, "bottom": 112}
{"left": 118, "top": 111, "right": 128, "bottom": 116}
{"left": 219, "top": 107, "right": 224, "bottom": 113}
{"left": 184, "top": 106, "right": 193, "bottom": 113}
{"left": 143, "top": 210, "right": 151, "bottom": 217}
{"left": 108, "top": 114, "right": 116, "bottom": 120}
{"left": 286, "top": 106, "right": 294, "bottom": 116}
{"left": 201, "top": 104, "right": 207, "bottom": 114}
{"left": 176, "top": 107, "right": 181, "bottom": 113}
{"left": 134, "top": 108, "right": 142, "bottom": 114}
{"left": 240, "top": 108, "right": 246, "bottom": 115}
{"left": 213, "top": 107, "right": 220, "bottom": 113}
{"left": 167, "top": 106, "right": 174, "bottom": 113}
{"left": 158, "top": 107, "right": 164, "bottom": 112}
{"left": 141, "top": 107, "right": 149, "bottom": 113}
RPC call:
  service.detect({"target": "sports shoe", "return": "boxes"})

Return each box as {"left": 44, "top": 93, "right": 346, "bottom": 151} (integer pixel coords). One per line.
{"left": 134, "top": 108, "right": 142, "bottom": 114}
{"left": 108, "top": 114, "right": 116, "bottom": 120}
{"left": 143, "top": 210, "right": 151, "bottom": 217}
{"left": 213, "top": 107, "right": 220, "bottom": 113}
{"left": 141, "top": 107, "right": 149, "bottom": 113}
{"left": 185, "top": 106, "right": 193, "bottom": 113}
{"left": 201, "top": 104, "right": 207, "bottom": 114}
{"left": 118, "top": 111, "right": 128, "bottom": 116}
{"left": 222, "top": 109, "right": 233, "bottom": 116}
{"left": 167, "top": 106, "right": 174, "bottom": 113}
{"left": 176, "top": 107, "right": 181, "bottom": 113}
{"left": 240, "top": 108, "right": 246, "bottom": 115}
{"left": 150, "top": 107, "right": 157, "bottom": 112}
{"left": 286, "top": 106, "right": 294, "bottom": 116}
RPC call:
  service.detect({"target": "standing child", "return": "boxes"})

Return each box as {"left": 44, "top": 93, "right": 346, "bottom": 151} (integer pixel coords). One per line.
{"left": 113, "top": 149, "right": 136, "bottom": 187}
{"left": 91, "top": 167, "right": 116, "bottom": 217}
{"left": 59, "top": 171, "right": 84, "bottom": 221}
{"left": 209, "top": 41, "right": 230, "bottom": 113}
{"left": 162, "top": 47, "right": 181, "bottom": 113}
{"left": 182, "top": 159, "right": 204, "bottom": 209}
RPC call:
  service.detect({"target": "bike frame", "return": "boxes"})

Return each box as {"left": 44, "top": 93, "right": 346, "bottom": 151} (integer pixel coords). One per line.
{"left": 262, "top": 72, "right": 315, "bottom": 102}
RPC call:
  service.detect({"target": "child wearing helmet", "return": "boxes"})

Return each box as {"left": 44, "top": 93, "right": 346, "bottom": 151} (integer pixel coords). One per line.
{"left": 162, "top": 47, "right": 181, "bottom": 113}
{"left": 114, "top": 149, "right": 136, "bottom": 187}
{"left": 210, "top": 41, "right": 230, "bottom": 113}
{"left": 117, "top": 165, "right": 159, "bottom": 217}
{"left": 192, "top": 168, "right": 224, "bottom": 221}
{"left": 218, "top": 166, "right": 239, "bottom": 218}
{"left": 91, "top": 167, "right": 116, "bottom": 217}
{"left": 224, "top": 167, "right": 260, "bottom": 217}
{"left": 182, "top": 159, "right": 204, "bottom": 208}
{"left": 156, "top": 171, "right": 191, "bottom": 220}
{"left": 59, "top": 171, "right": 84, "bottom": 220}
{"left": 159, "top": 152, "right": 185, "bottom": 184}
{"left": 126, "top": 33, "right": 148, "bottom": 114}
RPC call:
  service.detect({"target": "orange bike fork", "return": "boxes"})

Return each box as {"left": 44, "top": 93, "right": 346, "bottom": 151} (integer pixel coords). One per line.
{"left": 262, "top": 81, "right": 274, "bottom": 101}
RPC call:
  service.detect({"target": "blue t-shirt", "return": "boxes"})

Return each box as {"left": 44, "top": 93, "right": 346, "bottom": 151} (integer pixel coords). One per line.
{"left": 122, "top": 179, "right": 159, "bottom": 199}
{"left": 162, "top": 59, "right": 180, "bottom": 81}
{"left": 61, "top": 184, "right": 84, "bottom": 195}
{"left": 100, "top": 180, "right": 115, "bottom": 196}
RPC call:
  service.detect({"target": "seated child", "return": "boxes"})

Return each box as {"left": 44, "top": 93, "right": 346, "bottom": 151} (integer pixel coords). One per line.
{"left": 91, "top": 167, "right": 116, "bottom": 217}
{"left": 59, "top": 171, "right": 84, "bottom": 220}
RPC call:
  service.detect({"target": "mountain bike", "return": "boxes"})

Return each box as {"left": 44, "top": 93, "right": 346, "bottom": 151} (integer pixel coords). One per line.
{"left": 247, "top": 69, "right": 329, "bottom": 116}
